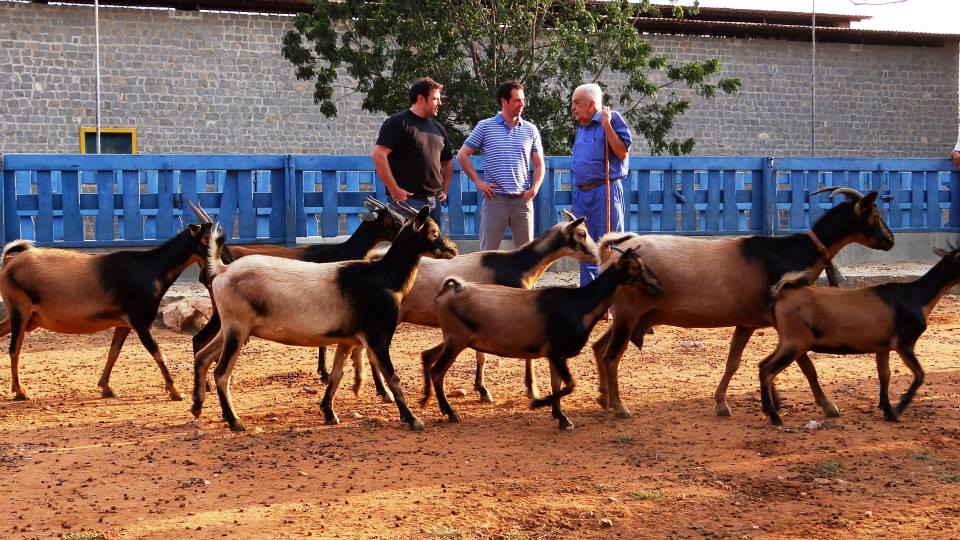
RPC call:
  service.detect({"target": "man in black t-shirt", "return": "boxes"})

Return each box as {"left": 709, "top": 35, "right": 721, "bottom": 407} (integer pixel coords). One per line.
{"left": 371, "top": 77, "right": 453, "bottom": 227}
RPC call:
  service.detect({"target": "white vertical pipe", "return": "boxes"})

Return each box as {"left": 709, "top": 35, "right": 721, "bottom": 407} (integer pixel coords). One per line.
{"left": 811, "top": 0, "right": 817, "bottom": 156}
{"left": 95, "top": 0, "right": 102, "bottom": 154}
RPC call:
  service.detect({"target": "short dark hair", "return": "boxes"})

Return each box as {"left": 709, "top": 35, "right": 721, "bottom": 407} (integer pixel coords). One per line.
{"left": 409, "top": 77, "right": 443, "bottom": 105}
{"left": 496, "top": 81, "right": 523, "bottom": 104}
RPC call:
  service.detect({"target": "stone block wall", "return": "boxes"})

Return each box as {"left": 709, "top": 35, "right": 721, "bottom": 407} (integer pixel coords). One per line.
{"left": 1, "top": 2, "right": 956, "bottom": 157}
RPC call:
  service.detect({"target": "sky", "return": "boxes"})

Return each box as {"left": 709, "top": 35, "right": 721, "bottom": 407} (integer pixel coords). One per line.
{"left": 690, "top": 0, "right": 960, "bottom": 34}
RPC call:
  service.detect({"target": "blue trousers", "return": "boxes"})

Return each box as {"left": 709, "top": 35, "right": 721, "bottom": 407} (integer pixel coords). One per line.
{"left": 390, "top": 195, "right": 444, "bottom": 230}
{"left": 571, "top": 180, "right": 625, "bottom": 286}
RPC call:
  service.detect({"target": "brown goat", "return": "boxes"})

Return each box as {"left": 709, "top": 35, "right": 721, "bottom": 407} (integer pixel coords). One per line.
{"left": 592, "top": 188, "right": 895, "bottom": 419}
{"left": 0, "top": 223, "right": 215, "bottom": 401}
{"left": 758, "top": 245, "right": 960, "bottom": 425}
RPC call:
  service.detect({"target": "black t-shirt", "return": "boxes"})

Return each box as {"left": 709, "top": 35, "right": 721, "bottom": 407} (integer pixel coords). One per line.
{"left": 375, "top": 109, "right": 453, "bottom": 196}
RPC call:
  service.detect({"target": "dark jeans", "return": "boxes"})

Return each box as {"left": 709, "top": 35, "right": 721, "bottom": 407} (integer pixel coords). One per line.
{"left": 390, "top": 195, "right": 444, "bottom": 230}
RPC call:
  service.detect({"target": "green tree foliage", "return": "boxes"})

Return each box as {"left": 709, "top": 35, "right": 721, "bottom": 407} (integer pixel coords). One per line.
{"left": 282, "top": 0, "right": 741, "bottom": 155}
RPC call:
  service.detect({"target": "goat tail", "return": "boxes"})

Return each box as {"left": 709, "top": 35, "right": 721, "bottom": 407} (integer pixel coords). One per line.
{"left": 1, "top": 240, "right": 33, "bottom": 267}
{"left": 206, "top": 223, "right": 229, "bottom": 279}
{"left": 437, "top": 276, "right": 466, "bottom": 298}
{"left": 771, "top": 271, "right": 812, "bottom": 298}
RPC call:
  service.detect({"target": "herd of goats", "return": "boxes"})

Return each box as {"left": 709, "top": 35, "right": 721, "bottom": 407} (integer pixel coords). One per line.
{"left": 0, "top": 186, "right": 958, "bottom": 432}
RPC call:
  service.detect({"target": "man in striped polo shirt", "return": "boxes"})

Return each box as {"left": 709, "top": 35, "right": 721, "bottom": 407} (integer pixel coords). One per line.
{"left": 457, "top": 81, "right": 545, "bottom": 250}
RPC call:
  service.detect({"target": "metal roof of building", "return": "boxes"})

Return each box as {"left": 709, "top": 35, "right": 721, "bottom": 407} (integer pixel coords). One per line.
{"left": 30, "top": 1, "right": 960, "bottom": 46}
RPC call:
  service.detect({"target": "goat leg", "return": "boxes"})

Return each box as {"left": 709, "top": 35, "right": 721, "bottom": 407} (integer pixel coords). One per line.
{"left": 366, "top": 352, "right": 394, "bottom": 403}
{"left": 419, "top": 343, "right": 444, "bottom": 407}
{"left": 319, "top": 344, "right": 351, "bottom": 425}
{"left": 350, "top": 346, "right": 365, "bottom": 396}
{"left": 601, "top": 319, "right": 635, "bottom": 419}
{"left": 133, "top": 325, "right": 183, "bottom": 401}
{"left": 473, "top": 350, "right": 495, "bottom": 403}
{"left": 524, "top": 359, "right": 539, "bottom": 400}
{"left": 213, "top": 330, "right": 246, "bottom": 432}
{"left": 591, "top": 327, "right": 612, "bottom": 407}
{"left": 714, "top": 326, "right": 754, "bottom": 417}
{"left": 876, "top": 351, "right": 896, "bottom": 421}
{"left": 894, "top": 347, "right": 925, "bottom": 419}
{"left": 795, "top": 354, "right": 840, "bottom": 418}
{"left": 430, "top": 343, "right": 464, "bottom": 423}
{"left": 5, "top": 312, "right": 29, "bottom": 401}
{"left": 98, "top": 327, "right": 130, "bottom": 398}
{"left": 368, "top": 343, "right": 424, "bottom": 431}
{"left": 317, "top": 346, "right": 330, "bottom": 384}
{"left": 191, "top": 332, "right": 223, "bottom": 419}
{"left": 547, "top": 357, "right": 576, "bottom": 430}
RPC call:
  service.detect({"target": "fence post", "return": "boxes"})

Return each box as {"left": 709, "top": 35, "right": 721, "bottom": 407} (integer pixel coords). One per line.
{"left": 762, "top": 156, "right": 776, "bottom": 236}
{"left": 535, "top": 157, "right": 554, "bottom": 235}
{"left": 0, "top": 153, "right": 5, "bottom": 244}
{"left": 284, "top": 154, "right": 297, "bottom": 246}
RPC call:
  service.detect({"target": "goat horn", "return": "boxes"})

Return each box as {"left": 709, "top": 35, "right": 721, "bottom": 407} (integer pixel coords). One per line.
{"left": 187, "top": 199, "right": 212, "bottom": 224}
{"left": 559, "top": 208, "right": 577, "bottom": 222}
{"left": 396, "top": 200, "right": 419, "bottom": 218}
{"left": 609, "top": 245, "right": 626, "bottom": 254}
{"left": 827, "top": 187, "right": 864, "bottom": 201}
{"left": 365, "top": 196, "right": 387, "bottom": 210}
{"left": 809, "top": 186, "right": 864, "bottom": 201}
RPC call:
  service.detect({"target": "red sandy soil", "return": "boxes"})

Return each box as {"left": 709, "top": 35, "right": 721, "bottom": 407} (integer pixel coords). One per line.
{"left": 1, "top": 297, "right": 959, "bottom": 539}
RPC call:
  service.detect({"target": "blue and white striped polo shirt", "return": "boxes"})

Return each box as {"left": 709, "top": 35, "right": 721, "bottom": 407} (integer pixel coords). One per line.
{"left": 462, "top": 112, "right": 543, "bottom": 195}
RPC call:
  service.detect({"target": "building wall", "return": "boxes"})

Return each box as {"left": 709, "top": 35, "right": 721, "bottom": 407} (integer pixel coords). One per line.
{"left": 1, "top": 2, "right": 957, "bottom": 157}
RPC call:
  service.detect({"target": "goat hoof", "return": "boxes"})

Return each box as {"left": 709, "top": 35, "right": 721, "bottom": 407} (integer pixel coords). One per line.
{"left": 380, "top": 393, "right": 395, "bottom": 404}
{"left": 768, "top": 416, "right": 783, "bottom": 426}
{"left": 190, "top": 404, "right": 203, "bottom": 419}
{"left": 478, "top": 390, "right": 494, "bottom": 404}
{"left": 323, "top": 412, "right": 340, "bottom": 425}
{"left": 558, "top": 419, "right": 575, "bottom": 430}
{"left": 526, "top": 389, "right": 540, "bottom": 401}
{"left": 409, "top": 418, "right": 426, "bottom": 432}
{"left": 100, "top": 388, "right": 116, "bottom": 399}
{"left": 715, "top": 403, "right": 732, "bottom": 417}
{"left": 823, "top": 403, "right": 841, "bottom": 418}
{"left": 229, "top": 420, "right": 246, "bottom": 432}
{"left": 447, "top": 413, "right": 462, "bottom": 423}
{"left": 595, "top": 395, "right": 609, "bottom": 410}
{"left": 168, "top": 389, "right": 184, "bottom": 401}
{"left": 614, "top": 409, "right": 631, "bottom": 420}
{"left": 13, "top": 393, "right": 29, "bottom": 401}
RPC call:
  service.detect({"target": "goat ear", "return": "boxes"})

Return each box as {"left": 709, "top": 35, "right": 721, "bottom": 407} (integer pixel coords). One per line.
{"left": 187, "top": 223, "right": 202, "bottom": 236}
{"left": 565, "top": 217, "right": 586, "bottom": 230}
{"left": 855, "top": 191, "right": 879, "bottom": 212}
{"left": 414, "top": 205, "right": 431, "bottom": 228}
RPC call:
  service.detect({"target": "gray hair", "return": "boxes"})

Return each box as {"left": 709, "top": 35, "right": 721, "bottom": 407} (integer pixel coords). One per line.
{"left": 574, "top": 83, "right": 603, "bottom": 109}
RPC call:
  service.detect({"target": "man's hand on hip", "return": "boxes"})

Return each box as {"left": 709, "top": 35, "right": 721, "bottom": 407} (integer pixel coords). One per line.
{"left": 474, "top": 180, "right": 496, "bottom": 198}
{"left": 522, "top": 188, "right": 538, "bottom": 201}
{"left": 388, "top": 186, "right": 414, "bottom": 201}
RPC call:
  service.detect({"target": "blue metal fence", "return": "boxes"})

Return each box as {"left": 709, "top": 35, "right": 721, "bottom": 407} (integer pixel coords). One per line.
{"left": 0, "top": 154, "right": 956, "bottom": 247}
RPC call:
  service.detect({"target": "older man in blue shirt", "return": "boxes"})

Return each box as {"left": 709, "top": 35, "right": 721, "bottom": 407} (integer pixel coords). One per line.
{"left": 570, "top": 83, "right": 632, "bottom": 285}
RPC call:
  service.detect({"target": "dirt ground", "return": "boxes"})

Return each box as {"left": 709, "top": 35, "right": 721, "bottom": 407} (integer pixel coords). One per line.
{"left": 2, "top": 295, "right": 960, "bottom": 540}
